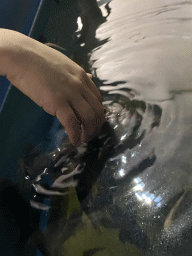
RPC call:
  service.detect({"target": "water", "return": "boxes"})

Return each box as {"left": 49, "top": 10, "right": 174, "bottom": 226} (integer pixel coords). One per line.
{"left": 18, "top": 0, "right": 192, "bottom": 255}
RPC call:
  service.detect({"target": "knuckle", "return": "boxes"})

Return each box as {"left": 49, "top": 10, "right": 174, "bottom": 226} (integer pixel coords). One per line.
{"left": 65, "top": 112, "right": 77, "bottom": 127}
{"left": 78, "top": 68, "right": 87, "bottom": 80}
{"left": 73, "top": 77, "right": 84, "bottom": 90}
{"left": 83, "top": 109, "right": 96, "bottom": 125}
{"left": 42, "top": 98, "right": 57, "bottom": 116}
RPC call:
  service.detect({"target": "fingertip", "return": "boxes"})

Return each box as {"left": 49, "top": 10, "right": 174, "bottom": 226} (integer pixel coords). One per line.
{"left": 86, "top": 73, "right": 93, "bottom": 79}
{"left": 80, "top": 126, "right": 87, "bottom": 143}
{"left": 80, "top": 113, "right": 105, "bottom": 143}
{"left": 71, "top": 136, "right": 81, "bottom": 147}
{"left": 56, "top": 106, "right": 81, "bottom": 146}
{"left": 67, "top": 127, "right": 81, "bottom": 146}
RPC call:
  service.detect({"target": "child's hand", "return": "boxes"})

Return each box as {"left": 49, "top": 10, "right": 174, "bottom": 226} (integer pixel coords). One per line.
{"left": 0, "top": 29, "right": 105, "bottom": 146}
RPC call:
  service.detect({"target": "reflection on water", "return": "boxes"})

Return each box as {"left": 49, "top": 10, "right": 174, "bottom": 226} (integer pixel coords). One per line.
{"left": 18, "top": 0, "right": 192, "bottom": 255}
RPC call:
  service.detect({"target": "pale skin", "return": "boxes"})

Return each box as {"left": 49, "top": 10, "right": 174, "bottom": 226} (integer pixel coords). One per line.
{"left": 0, "top": 29, "right": 105, "bottom": 146}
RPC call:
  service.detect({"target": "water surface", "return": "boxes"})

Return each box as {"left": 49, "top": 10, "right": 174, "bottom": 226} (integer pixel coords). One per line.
{"left": 20, "top": 1, "right": 192, "bottom": 255}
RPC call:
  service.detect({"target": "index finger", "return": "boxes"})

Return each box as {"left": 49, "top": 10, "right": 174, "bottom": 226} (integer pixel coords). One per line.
{"left": 56, "top": 104, "right": 81, "bottom": 146}
{"left": 85, "top": 75, "right": 103, "bottom": 104}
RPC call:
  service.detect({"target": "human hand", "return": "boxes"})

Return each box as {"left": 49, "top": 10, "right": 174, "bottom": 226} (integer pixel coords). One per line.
{"left": 0, "top": 29, "right": 105, "bottom": 146}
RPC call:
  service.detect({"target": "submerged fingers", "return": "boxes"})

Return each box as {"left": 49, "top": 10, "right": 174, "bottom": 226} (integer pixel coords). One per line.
{"left": 56, "top": 94, "right": 105, "bottom": 145}
{"left": 70, "top": 96, "right": 104, "bottom": 143}
{"left": 56, "top": 104, "right": 81, "bottom": 146}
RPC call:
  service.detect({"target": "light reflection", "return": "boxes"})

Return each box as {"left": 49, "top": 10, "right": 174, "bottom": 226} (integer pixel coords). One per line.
{"left": 76, "top": 16, "right": 83, "bottom": 31}
{"left": 122, "top": 156, "right": 126, "bottom": 164}
{"left": 120, "top": 134, "right": 127, "bottom": 141}
{"left": 154, "top": 195, "right": 162, "bottom": 203}
{"left": 157, "top": 202, "right": 162, "bottom": 207}
{"left": 131, "top": 152, "right": 136, "bottom": 157}
{"left": 134, "top": 177, "right": 142, "bottom": 184}
{"left": 134, "top": 183, "right": 144, "bottom": 191}
{"left": 135, "top": 192, "right": 143, "bottom": 201}
{"left": 142, "top": 194, "right": 152, "bottom": 204}
{"left": 43, "top": 168, "right": 48, "bottom": 174}
{"left": 149, "top": 194, "right": 155, "bottom": 201}
{"left": 133, "top": 178, "right": 163, "bottom": 207}
{"left": 119, "top": 168, "right": 125, "bottom": 177}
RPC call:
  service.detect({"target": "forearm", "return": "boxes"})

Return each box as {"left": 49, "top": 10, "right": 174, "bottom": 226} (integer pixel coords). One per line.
{"left": 0, "top": 29, "right": 52, "bottom": 80}
{"left": 0, "top": 29, "right": 41, "bottom": 81}
{"left": 0, "top": 28, "right": 58, "bottom": 94}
